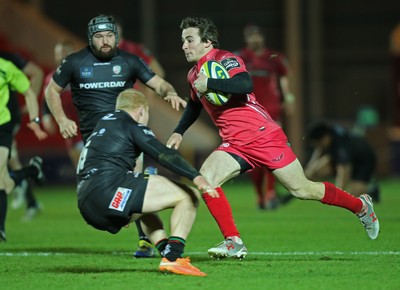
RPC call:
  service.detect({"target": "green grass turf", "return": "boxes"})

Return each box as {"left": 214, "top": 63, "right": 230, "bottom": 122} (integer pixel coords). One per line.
{"left": 1, "top": 178, "right": 399, "bottom": 290}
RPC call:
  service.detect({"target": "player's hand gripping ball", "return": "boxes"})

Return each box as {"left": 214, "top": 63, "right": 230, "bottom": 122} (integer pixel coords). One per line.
{"left": 199, "top": 60, "right": 231, "bottom": 106}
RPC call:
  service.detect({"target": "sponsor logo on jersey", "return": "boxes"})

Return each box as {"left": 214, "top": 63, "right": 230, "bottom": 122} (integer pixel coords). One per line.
{"left": 109, "top": 187, "right": 132, "bottom": 212}
{"left": 93, "top": 62, "right": 110, "bottom": 66}
{"left": 80, "top": 67, "right": 93, "bottom": 78}
{"left": 220, "top": 58, "right": 240, "bottom": 71}
{"left": 113, "top": 65, "right": 121, "bottom": 74}
{"left": 127, "top": 171, "right": 140, "bottom": 178}
{"left": 101, "top": 113, "right": 116, "bottom": 120}
{"left": 142, "top": 129, "right": 155, "bottom": 137}
{"left": 96, "top": 128, "right": 106, "bottom": 136}
{"left": 79, "top": 81, "right": 126, "bottom": 89}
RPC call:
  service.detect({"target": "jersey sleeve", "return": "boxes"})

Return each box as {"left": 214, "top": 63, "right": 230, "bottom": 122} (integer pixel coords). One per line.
{"left": 275, "top": 52, "right": 289, "bottom": 76}
{"left": 134, "top": 44, "right": 154, "bottom": 64}
{"left": 6, "top": 60, "right": 30, "bottom": 93}
{"left": 52, "top": 54, "right": 76, "bottom": 88}
{"left": 123, "top": 52, "right": 156, "bottom": 85}
{"left": 173, "top": 98, "right": 203, "bottom": 135}
{"left": 130, "top": 124, "right": 200, "bottom": 180}
{"left": 219, "top": 52, "right": 248, "bottom": 76}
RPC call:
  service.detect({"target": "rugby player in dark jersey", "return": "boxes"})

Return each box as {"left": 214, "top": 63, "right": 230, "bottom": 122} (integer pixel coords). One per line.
{"left": 44, "top": 15, "right": 186, "bottom": 257}
{"left": 77, "top": 88, "right": 217, "bottom": 276}
{"left": 305, "top": 121, "right": 380, "bottom": 200}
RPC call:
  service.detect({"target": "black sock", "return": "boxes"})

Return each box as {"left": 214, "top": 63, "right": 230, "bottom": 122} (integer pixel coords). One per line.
{"left": 25, "top": 182, "right": 37, "bottom": 209}
{"left": 9, "top": 166, "right": 37, "bottom": 185}
{"left": 135, "top": 219, "right": 151, "bottom": 243}
{"left": 155, "top": 238, "right": 168, "bottom": 255}
{"left": 0, "top": 190, "right": 7, "bottom": 232}
{"left": 163, "top": 236, "right": 186, "bottom": 261}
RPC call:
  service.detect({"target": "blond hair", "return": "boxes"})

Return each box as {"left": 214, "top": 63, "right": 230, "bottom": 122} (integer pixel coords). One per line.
{"left": 116, "top": 89, "right": 148, "bottom": 111}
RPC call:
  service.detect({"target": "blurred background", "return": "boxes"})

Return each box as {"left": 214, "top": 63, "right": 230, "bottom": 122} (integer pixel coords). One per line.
{"left": 1, "top": 0, "right": 400, "bottom": 184}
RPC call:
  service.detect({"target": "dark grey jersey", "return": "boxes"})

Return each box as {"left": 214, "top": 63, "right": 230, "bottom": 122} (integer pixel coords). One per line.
{"left": 77, "top": 110, "right": 200, "bottom": 183}
{"left": 52, "top": 46, "right": 155, "bottom": 142}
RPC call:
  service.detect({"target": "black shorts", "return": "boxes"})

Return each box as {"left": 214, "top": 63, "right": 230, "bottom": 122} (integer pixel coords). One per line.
{"left": 77, "top": 170, "right": 149, "bottom": 234}
{"left": 7, "top": 96, "right": 21, "bottom": 134}
{"left": 0, "top": 121, "right": 13, "bottom": 150}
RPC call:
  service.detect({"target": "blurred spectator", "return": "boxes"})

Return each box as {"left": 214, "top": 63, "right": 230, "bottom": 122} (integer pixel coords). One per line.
{"left": 116, "top": 17, "right": 165, "bottom": 103}
{"left": 237, "top": 24, "right": 295, "bottom": 210}
{"left": 304, "top": 121, "right": 380, "bottom": 202}
{"left": 42, "top": 40, "right": 82, "bottom": 168}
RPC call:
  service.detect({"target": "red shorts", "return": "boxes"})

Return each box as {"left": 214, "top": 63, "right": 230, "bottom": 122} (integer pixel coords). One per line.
{"left": 216, "top": 128, "right": 297, "bottom": 171}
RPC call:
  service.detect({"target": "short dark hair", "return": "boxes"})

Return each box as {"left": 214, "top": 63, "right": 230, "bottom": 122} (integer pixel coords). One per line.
{"left": 180, "top": 17, "right": 219, "bottom": 48}
{"left": 306, "top": 121, "right": 333, "bottom": 141}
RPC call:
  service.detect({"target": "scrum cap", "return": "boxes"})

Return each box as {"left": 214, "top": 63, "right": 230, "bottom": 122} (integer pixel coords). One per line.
{"left": 87, "top": 15, "right": 118, "bottom": 47}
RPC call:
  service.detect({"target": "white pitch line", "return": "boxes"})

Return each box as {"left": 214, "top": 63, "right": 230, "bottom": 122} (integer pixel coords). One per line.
{"left": 0, "top": 251, "right": 399, "bottom": 257}
{"left": 187, "top": 251, "right": 400, "bottom": 256}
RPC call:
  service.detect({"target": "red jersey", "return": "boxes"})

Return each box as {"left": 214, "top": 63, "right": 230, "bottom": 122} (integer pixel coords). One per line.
{"left": 43, "top": 70, "right": 82, "bottom": 146}
{"left": 118, "top": 39, "right": 154, "bottom": 90}
{"left": 238, "top": 47, "right": 288, "bottom": 120}
{"left": 188, "top": 48, "right": 281, "bottom": 146}
{"left": 118, "top": 39, "right": 153, "bottom": 64}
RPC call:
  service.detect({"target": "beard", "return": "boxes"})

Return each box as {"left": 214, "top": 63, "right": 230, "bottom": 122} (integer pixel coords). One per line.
{"left": 92, "top": 45, "right": 117, "bottom": 61}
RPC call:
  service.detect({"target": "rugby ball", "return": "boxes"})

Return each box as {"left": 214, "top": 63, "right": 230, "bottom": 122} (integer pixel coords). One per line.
{"left": 199, "top": 60, "right": 231, "bottom": 106}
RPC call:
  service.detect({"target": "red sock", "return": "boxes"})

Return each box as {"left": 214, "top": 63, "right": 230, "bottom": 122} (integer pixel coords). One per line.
{"left": 320, "top": 182, "right": 363, "bottom": 213}
{"left": 249, "top": 168, "right": 265, "bottom": 205}
{"left": 265, "top": 170, "right": 276, "bottom": 201}
{"left": 202, "top": 187, "right": 240, "bottom": 238}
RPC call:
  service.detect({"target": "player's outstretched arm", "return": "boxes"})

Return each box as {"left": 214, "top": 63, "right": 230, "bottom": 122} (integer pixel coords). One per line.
{"left": 145, "top": 75, "right": 187, "bottom": 111}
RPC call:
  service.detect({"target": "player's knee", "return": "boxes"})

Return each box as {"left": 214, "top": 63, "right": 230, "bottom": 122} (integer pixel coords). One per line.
{"left": 287, "top": 181, "right": 318, "bottom": 200}
{"left": 176, "top": 185, "right": 200, "bottom": 208}
{"left": 187, "top": 187, "right": 201, "bottom": 208}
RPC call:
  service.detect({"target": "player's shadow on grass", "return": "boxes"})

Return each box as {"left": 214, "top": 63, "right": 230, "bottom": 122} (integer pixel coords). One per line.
{"left": 44, "top": 266, "right": 159, "bottom": 274}
{"left": 5, "top": 247, "right": 127, "bottom": 255}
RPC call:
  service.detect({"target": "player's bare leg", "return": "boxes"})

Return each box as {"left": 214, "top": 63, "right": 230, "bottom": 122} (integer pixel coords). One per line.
{"left": 274, "top": 158, "right": 380, "bottom": 239}
{"left": 200, "top": 151, "right": 248, "bottom": 259}
{"left": 140, "top": 175, "right": 206, "bottom": 276}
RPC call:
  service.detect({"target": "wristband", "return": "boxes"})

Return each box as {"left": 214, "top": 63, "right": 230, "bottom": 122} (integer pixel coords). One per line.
{"left": 30, "top": 117, "right": 40, "bottom": 124}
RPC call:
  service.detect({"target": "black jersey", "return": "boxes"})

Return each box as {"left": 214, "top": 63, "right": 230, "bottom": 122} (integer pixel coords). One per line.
{"left": 327, "top": 125, "right": 375, "bottom": 166}
{"left": 52, "top": 46, "right": 156, "bottom": 142}
{"left": 77, "top": 110, "right": 200, "bottom": 184}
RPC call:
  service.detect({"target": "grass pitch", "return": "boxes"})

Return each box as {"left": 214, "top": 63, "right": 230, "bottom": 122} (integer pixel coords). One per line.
{"left": 1, "top": 178, "right": 399, "bottom": 290}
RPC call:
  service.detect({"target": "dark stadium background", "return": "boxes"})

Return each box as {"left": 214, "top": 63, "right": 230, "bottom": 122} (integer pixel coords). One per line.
{"left": 2, "top": 0, "right": 400, "bottom": 183}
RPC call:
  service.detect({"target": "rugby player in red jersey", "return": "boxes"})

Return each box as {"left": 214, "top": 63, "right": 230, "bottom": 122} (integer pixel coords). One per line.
{"left": 167, "top": 16, "right": 380, "bottom": 259}
{"left": 238, "top": 24, "right": 295, "bottom": 210}
{"left": 42, "top": 40, "right": 83, "bottom": 169}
